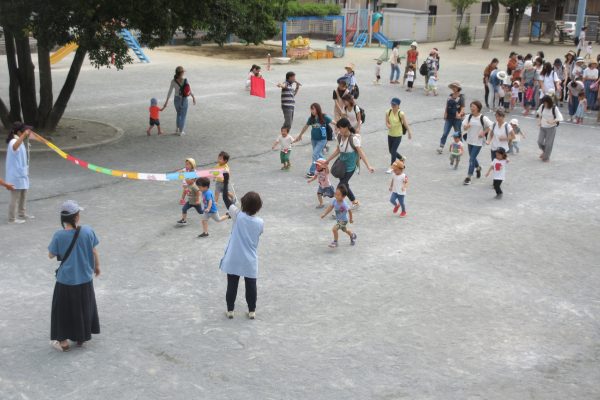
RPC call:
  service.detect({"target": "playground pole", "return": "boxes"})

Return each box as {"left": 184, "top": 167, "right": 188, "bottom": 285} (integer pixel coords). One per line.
{"left": 282, "top": 21, "right": 287, "bottom": 58}
{"left": 575, "top": 0, "right": 587, "bottom": 39}
{"left": 368, "top": 9, "right": 373, "bottom": 47}
{"left": 342, "top": 16, "right": 347, "bottom": 50}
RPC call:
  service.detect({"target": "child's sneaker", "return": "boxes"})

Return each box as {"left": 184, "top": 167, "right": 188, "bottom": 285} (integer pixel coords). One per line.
{"left": 328, "top": 240, "right": 338, "bottom": 248}
{"left": 225, "top": 311, "right": 234, "bottom": 319}
{"left": 399, "top": 211, "right": 407, "bottom": 218}
{"left": 437, "top": 147, "right": 443, "bottom": 154}
{"left": 463, "top": 177, "right": 471, "bottom": 185}
{"left": 177, "top": 219, "right": 187, "bottom": 224}
{"left": 393, "top": 204, "right": 400, "bottom": 213}
{"left": 385, "top": 168, "right": 393, "bottom": 174}
{"left": 198, "top": 232, "right": 209, "bottom": 238}
{"left": 350, "top": 233, "right": 357, "bottom": 246}
{"left": 248, "top": 311, "right": 256, "bottom": 320}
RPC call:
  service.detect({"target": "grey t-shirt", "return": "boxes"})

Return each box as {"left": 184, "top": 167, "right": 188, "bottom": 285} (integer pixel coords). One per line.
{"left": 187, "top": 184, "right": 200, "bottom": 204}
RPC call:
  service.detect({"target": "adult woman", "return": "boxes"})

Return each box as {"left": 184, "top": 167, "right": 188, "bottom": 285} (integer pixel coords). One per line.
{"left": 162, "top": 66, "right": 196, "bottom": 136}
{"left": 563, "top": 51, "right": 576, "bottom": 103}
{"left": 340, "top": 94, "right": 362, "bottom": 135}
{"left": 577, "top": 26, "right": 587, "bottom": 57}
{"left": 403, "top": 41, "right": 419, "bottom": 87}
{"left": 521, "top": 60, "right": 537, "bottom": 115}
{"left": 461, "top": 101, "right": 492, "bottom": 185}
{"left": 483, "top": 58, "right": 499, "bottom": 110}
{"left": 5, "top": 122, "right": 39, "bottom": 224}
{"left": 385, "top": 97, "right": 413, "bottom": 173}
{"left": 552, "top": 59, "right": 565, "bottom": 106}
{"left": 538, "top": 62, "right": 561, "bottom": 104}
{"left": 295, "top": 103, "right": 334, "bottom": 178}
{"left": 332, "top": 78, "right": 349, "bottom": 121}
{"left": 486, "top": 109, "right": 513, "bottom": 161}
{"left": 536, "top": 95, "right": 563, "bottom": 162}
{"left": 507, "top": 52, "right": 518, "bottom": 76}
{"left": 437, "top": 81, "right": 465, "bottom": 154}
{"left": 390, "top": 42, "right": 400, "bottom": 84}
{"left": 567, "top": 79, "right": 585, "bottom": 122}
{"left": 48, "top": 200, "right": 100, "bottom": 352}
{"left": 425, "top": 49, "right": 438, "bottom": 87}
{"left": 325, "top": 118, "right": 375, "bottom": 208}
{"left": 582, "top": 60, "right": 598, "bottom": 111}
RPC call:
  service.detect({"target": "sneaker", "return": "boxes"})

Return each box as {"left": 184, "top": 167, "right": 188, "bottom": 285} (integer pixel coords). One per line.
{"left": 385, "top": 168, "right": 393, "bottom": 174}
{"left": 9, "top": 219, "right": 26, "bottom": 224}
{"left": 393, "top": 204, "right": 400, "bottom": 213}
{"left": 399, "top": 211, "right": 407, "bottom": 218}
{"left": 350, "top": 233, "right": 357, "bottom": 246}
{"left": 19, "top": 214, "right": 35, "bottom": 220}
{"left": 476, "top": 166, "right": 482, "bottom": 179}
{"left": 248, "top": 311, "right": 256, "bottom": 320}
{"left": 225, "top": 311, "right": 234, "bottom": 319}
{"left": 316, "top": 204, "right": 325, "bottom": 209}
{"left": 328, "top": 240, "right": 338, "bottom": 248}
{"left": 437, "top": 148, "right": 443, "bottom": 154}
{"left": 198, "top": 232, "right": 209, "bottom": 238}
{"left": 463, "top": 177, "right": 471, "bottom": 185}
{"left": 177, "top": 219, "right": 187, "bottom": 224}
{"left": 495, "top": 193, "right": 503, "bottom": 199}
{"left": 305, "top": 173, "right": 315, "bottom": 179}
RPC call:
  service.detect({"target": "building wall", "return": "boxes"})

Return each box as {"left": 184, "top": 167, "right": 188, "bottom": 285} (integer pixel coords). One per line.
{"left": 382, "top": 0, "right": 507, "bottom": 15}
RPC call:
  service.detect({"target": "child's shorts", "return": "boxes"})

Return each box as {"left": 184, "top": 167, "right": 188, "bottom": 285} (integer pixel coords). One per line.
{"left": 215, "top": 180, "right": 225, "bottom": 195}
{"left": 408, "top": 81, "right": 414, "bottom": 88}
{"left": 450, "top": 154, "right": 461, "bottom": 161}
{"left": 334, "top": 221, "right": 348, "bottom": 232}
{"left": 202, "top": 211, "right": 221, "bottom": 222}
{"left": 317, "top": 185, "right": 335, "bottom": 198}
{"left": 280, "top": 150, "right": 291, "bottom": 163}
{"left": 149, "top": 118, "right": 160, "bottom": 126}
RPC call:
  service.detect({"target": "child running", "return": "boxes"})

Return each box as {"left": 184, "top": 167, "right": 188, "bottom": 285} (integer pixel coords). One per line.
{"left": 485, "top": 147, "right": 509, "bottom": 199}
{"left": 197, "top": 177, "right": 229, "bottom": 238}
{"left": 448, "top": 132, "right": 464, "bottom": 170}
{"left": 320, "top": 185, "right": 357, "bottom": 248}
{"left": 177, "top": 177, "right": 203, "bottom": 225}
{"left": 214, "top": 151, "right": 233, "bottom": 206}
{"left": 147, "top": 98, "right": 163, "bottom": 136}
{"left": 508, "top": 119, "right": 526, "bottom": 154}
{"left": 272, "top": 126, "right": 295, "bottom": 170}
{"left": 179, "top": 158, "right": 196, "bottom": 205}
{"left": 307, "top": 158, "right": 335, "bottom": 209}
{"left": 389, "top": 160, "right": 408, "bottom": 218}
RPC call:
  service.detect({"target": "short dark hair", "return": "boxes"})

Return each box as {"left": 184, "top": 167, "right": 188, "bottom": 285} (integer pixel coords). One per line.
{"left": 495, "top": 147, "right": 507, "bottom": 158}
{"left": 241, "top": 191, "right": 262, "bottom": 216}
{"left": 196, "top": 177, "right": 210, "bottom": 188}
{"left": 337, "top": 77, "right": 348, "bottom": 86}
{"left": 495, "top": 109, "right": 505, "bottom": 118}
{"left": 218, "top": 151, "right": 230, "bottom": 162}
{"left": 337, "top": 184, "right": 348, "bottom": 197}
{"left": 541, "top": 95, "right": 554, "bottom": 108}
{"left": 470, "top": 100, "right": 483, "bottom": 112}
{"left": 285, "top": 71, "right": 295, "bottom": 80}
{"left": 280, "top": 126, "right": 290, "bottom": 133}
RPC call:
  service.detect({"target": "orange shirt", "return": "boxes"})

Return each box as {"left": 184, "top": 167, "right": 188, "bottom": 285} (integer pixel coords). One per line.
{"left": 407, "top": 49, "right": 419, "bottom": 64}
{"left": 149, "top": 105, "right": 160, "bottom": 120}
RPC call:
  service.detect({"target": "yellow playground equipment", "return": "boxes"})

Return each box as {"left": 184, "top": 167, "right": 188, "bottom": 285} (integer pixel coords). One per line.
{"left": 50, "top": 43, "right": 78, "bottom": 65}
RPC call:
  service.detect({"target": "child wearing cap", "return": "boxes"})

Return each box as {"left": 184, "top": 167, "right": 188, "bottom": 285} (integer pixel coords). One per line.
{"left": 508, "top": 118, "right": 525, "bottom": 154}
{"left": 448, "top": 133, "right": 464, "bottom": 170}
{"left": 147, "top": 98, "right": 162, "bottom": 136}
{"left": 307, "top": 158, "right": 335, "bottom": 209}
{"left": 389, "top": 160, "right": 408, "bottom": 218}
{"left": 177, "top": 176, "right": 202, "bottom": 225}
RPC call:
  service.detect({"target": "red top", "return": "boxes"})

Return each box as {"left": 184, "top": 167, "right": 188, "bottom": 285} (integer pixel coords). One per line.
{"left": 407, "top": 49, "right": 419, "bottom": 63}
{"left": 149, "top": 105, "right": 160, "bottom": 120}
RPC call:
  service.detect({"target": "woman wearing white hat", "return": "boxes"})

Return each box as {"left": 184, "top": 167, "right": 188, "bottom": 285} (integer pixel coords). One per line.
{"left": 402, "top": 42, "right": 419, "bottom": 87}
{"left": 48, "top": 200, "right": 101, "bottom": 352}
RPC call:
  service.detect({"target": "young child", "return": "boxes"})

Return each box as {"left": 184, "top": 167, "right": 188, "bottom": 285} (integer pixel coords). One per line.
{"left": 246, "top": 64, "right": 262, "bottom": 90}
{"left": 425, "top": 71, "right": 438, "bottom": 96}
{"left": 197, "top": 177, "right": 229, "bottom": 238}
{"left": 389, "top": 160, "right": 408, "bottom": 218}
{"left": 374, "top": 60, "right": 382, "bottom": 85}
{"left": 147, "top": 98, "right": 163, "bottom": 136}
{"left": 219, "top": 173, "right": 263, "bottom": 320}
{"left": 485, "top": 147, "right": 509, "bottom": 199}
{"left": 214, "top": 151, "right": 234, "bottom": 205}
{"left": 307, "top": 158, "right": 335, "bottom": 209}
{"left": 320, "top": 184, "right": 357, "bottom": 248}
{"left": 502, "top": 77, "right": 512, "bottom": 110}
{"left": 177, "top": 177, "right": 203, "bottom": 224}
{"left": 575, "top": 92, "right": 587, "bottom": 124}
{"left": 508, "top": 118, "right": 526, "bottom": 154}
{"left": 510, "top": 80, "right": 520, "bottom": 110}
{"left": 179, "top": 158, "right": 196, "bottom": 205}
{"left": 585, "top": 41, "right": 593, "bottom": 61}
{"left": 448, "top": 133, "right": 464, "bottom": 170}
{"left": 405, "top": 65, "right": 415, "bottom": 92}
{"left": 272, "top": 126, "right": 295, "bottom": 170}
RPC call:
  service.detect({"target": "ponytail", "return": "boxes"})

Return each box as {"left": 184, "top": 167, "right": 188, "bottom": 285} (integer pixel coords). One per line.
{"left": 60, "top": 212, "right": 78, "bottom": 229}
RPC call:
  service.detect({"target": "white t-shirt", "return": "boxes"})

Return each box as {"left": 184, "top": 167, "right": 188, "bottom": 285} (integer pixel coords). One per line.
{"left": 462, "top": 114, "right": 492, "bottom": 147}
{"left": 390, "top": 48, "right": 399, "bottom": 65}
{"left": 536, "top": 105, "right": 564, "bottom": 128}
{"left": 406, "top": 71, "right": 415, "bottom": 82}
{"left": 490, "top": 122, "right": 512, "bottom": 151}
{"left": 491, "top": 159, "right": 507, "bottom": 181}
{"left": 391, "top": 173, "right": 408, "bottom": 194}
{"left": 344, "top": 105, "right": 361, "bottom": 129}
{"left": 541, "top": 72, "right": 560, "bottom": 93}
{"left": 276, "top": 134, "right": 294, "bottom": 151}
{"left": 583, "top": 67, "right": 598, "bottom": 80}
{"left": 338, "top": 135, "right": 361, "bottom": 153}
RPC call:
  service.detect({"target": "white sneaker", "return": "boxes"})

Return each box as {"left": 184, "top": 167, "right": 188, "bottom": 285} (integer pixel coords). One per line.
{"left": 9, "top": 219, "right": 25, "bottom": 224}
{"left": 385, "top": 168, "right": 393, "bottom": 174}
{"left": 248, "top": 311, "right": 256, "bottom": 320}
{"left": 19, "top": 215, "right": 34, "bottom": 220}
{"left": 179, "top": 131, "right": 186, "bottom": 136}
{"left": 225, "top": 311, "right": 234, "bottom": 319}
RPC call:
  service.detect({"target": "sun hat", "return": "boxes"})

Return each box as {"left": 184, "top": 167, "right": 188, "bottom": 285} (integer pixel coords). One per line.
{"left": 391, "top": 160, "right": 405, "bottom": 170}
{"left": 391, "top": 97, "right": 401, "bottom": 106}
{"left": 345, "top": 63, "right": 355, "bottom": 72}
{"left": 589, "top": 60, "right": 598, "bottom": 66}
{"left": 524, "top": 60, "right": 533, "bottom": 69}
{"left": 448, "top": 81, "right": 462, "bottom": 90}
{"left": 185, "top": 157, "right": 197, "bottom": 170}
{"left": 566, "top": 50, "right": 576, "bottom": 57}
{"left": 576, "top": 57, "right": 585, "bottom": 64}
{"left": 509, "top": 118, "right": 519, "bottom": 126}
{"left": 411, "top": 41, "right": 418, "bottom": 47}
{"left": 496, "top": 71, "right": 508, "bottom": 80}
{"left": 61, "top": 200, "right": 84, "bottom": 216}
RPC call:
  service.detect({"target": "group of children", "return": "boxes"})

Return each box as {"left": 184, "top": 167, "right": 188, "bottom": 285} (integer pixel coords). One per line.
{"left": 374, "top": 61, "right": 416, "bottom": 92}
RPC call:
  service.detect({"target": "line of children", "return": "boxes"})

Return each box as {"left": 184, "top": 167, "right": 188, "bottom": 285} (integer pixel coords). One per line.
{"left": 389, "top": 160, "right": 408, "bottom": 218}
{"left": 320, "top": 184, "right": 357, "bottom": 248}
{"left": 307, "top": 158, "right": 335, "bottom": 209}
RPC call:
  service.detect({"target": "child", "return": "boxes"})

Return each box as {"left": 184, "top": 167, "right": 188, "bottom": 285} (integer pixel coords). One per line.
{"left": 510, "top": 80, "right": 520, "bottom": 110}
{"left": 585, "top": 41, "right": 593, "bottom": 61}
{"left": 177, "top": 177, "right": 203, "bottom": 224}
{"left": 502, "top": 77, "right": 512, "bottom": 110}
{"left": 271, "top": 126, "right": 295, "bottom": 170}
{"left": 179, "top": 158, "right": 196, "bottom": 205}
{"left": 374, "top": 60, "right": 382, "bottom": 85}
{"left": 485, "top": 147, "right": 509, "bottom": 199}
{"left": 245, "top": 64, "right": 262, "bottom": 90}
{"left": 448, "top": 133, "right": 464, "bottom": 170}
{"left": 575, "top": 92, "right": 587, "bottom": 124}
{"left": 320, "top": 184, "right": 357, "bottom": 248}
{"left": 307, "top": 158, "right": 335, "bottom": 209}
{"left": 214, "top": 151, "right": 234, "bottom": 205}
{"left": 389, "top": 160, "right": 408, "bottom": 218}
{"left": 508, "top": 118, "right": 525, "bottom": 154}
{"left": 219, "top": 173, "right": 263, "bottom": 320}
{"left": 425, "top": 71, "right": 438, "bottom": 96}
{"left": 147, "top": 98, "right": 163, "bottom": 136}
{"left": 405, "top": 65, "right": 415, "bottom": 92}
{"left": 197, "top": 177, "right": 229, "bottom": 238}
{"left": 277, "top": 71, "right": 301, "bottom": 129}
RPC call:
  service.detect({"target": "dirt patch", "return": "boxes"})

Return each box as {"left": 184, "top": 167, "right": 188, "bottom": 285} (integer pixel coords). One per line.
{"left": 158, "top": 43, "right": 283, "bottom": 60}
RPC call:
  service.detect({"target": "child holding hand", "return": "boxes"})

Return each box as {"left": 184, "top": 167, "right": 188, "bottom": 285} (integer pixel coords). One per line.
{"left": 320, "top": 185, "right": 356, "bottom": 248}
{"left": 307, "top": 158, "right": 335, "bottom": 209}
{"left": 147, "top": 98, "right": 163, "bottom": 136}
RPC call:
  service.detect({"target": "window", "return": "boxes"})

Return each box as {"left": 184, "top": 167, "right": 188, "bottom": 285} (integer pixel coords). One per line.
{"left": 429, "top": 5, "right": 437, "bottom": 16}
{"left": 481, "top": 1, "right": 491, "bottom": 15}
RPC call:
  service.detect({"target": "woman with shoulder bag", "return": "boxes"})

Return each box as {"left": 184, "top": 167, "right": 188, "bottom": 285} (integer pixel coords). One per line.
{"left": 385, "top": 97, "right": 413, "bottom": 173}
{"left": 48, "top": 200, "right": 101, "bottom": 352}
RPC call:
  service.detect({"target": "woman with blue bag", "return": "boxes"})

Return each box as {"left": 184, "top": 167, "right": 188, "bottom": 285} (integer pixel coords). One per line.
{"left": 294, "top": 103, "right": 335, "bottom": 178}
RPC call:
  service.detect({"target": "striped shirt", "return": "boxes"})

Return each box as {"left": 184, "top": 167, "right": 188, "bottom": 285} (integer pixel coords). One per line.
{"left": 281, "top": 81, "right": 297, "bottom": 109}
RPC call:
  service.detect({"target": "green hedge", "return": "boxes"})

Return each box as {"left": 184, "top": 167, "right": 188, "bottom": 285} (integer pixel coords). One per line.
{"left": 286, "top": 1, "right": 341, "bottom": 17}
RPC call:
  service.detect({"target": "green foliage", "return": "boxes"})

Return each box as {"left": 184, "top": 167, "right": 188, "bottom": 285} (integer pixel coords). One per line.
{"left": 286, "top": 1, "right": 341, "bottom": 17}
{"left": 458, "top": 26, "right": 472, "bottom": 44}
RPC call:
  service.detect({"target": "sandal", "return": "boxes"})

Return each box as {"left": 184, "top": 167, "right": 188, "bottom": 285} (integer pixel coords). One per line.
{"left": 51, "top": 340, "right": 70, "bottom": 352}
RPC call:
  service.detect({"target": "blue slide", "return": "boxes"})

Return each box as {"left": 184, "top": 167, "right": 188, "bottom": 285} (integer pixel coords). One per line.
{"left": 373, "top": 32, "right": 393, "bottom": 48}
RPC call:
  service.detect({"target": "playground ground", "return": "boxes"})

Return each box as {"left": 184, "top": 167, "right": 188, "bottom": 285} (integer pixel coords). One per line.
{"left": 0, "top": 39, "right": 599, "bottom": 399}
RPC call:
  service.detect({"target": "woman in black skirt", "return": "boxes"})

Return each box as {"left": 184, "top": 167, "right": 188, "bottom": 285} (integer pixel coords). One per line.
{"left": 48, "top": 200, "right": 101, "bottom": 352}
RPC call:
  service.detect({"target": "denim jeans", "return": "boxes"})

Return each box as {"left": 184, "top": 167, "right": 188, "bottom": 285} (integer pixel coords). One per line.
{"left": 174, "top": 96, "right": 189, "bottom": 131}
{"left": 467, "top": 144, "right": 482, "bottom": 176}
{"left": 309, "top": 139, "right": 327, "bottom": 175}
{"left": 585, "top": 80, "right": 597, "bottom": 110}
{"left": 390, "top": 192, "right": 406, "bottom": 212}
{"left": 390, "top": 64, "right": 400, "bottom": 81}
{"left": 568, "top": 95, "right": 579, "bottom": 117}
{"left": 387, "top": 135, "right": 403, "bottom": 165}
{"left": 440, "top": 119, "right": 462, "bottom": 147}
{"left": 182, "top": 202, "right": 203, "bottom": 215}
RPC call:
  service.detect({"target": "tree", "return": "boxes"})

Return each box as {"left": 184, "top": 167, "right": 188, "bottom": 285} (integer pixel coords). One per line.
{"left": 0, "top": 0, "right": 288, "bottom": 131}
{"left": 500, "top": 0, "right": 531, "bottom": 46}
{"left": 481, "top": 0, "right": 500, "bottom": 49}
{"left": 447, "top": 0, "right": 479, "bottom": 50}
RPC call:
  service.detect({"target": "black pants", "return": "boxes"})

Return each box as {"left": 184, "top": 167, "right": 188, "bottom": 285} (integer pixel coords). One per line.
{"left": 484, "top": 83, "right": 490, "bottom": 108}
{"left": 338, "top": 169, "right": 356, "bottom": 202}
{"left": 226, "top": 274, "right": 257, "bottom": 312}
{"left": 388, "top": 135, "right": 403, "bottom": 165}
{"left": 493, "top": 179, "right": 503, "bottom": 195}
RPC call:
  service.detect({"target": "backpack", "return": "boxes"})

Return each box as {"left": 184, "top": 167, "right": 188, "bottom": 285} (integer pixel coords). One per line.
{"left": 539, "top": 105, "right": 560, "bottom": 126}
{"left": 387, "top": 109, "right": 408, "bottom": 134}
{"left": 310, "top": 116, "right": 334, "bottom": 141}
{"left": 463, "top": 114, "right": 485, "bottom": 140}
{"left": 419, "top": 61, "right": 428, "bottom": 76}
{"left": 355, "top": 105, "right": 366, "bottom": 124}
{"left": 178, "top": 78, "right": 191, "bottom": 97}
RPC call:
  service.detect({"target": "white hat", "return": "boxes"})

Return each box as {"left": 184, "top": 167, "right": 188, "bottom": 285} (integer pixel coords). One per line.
{"left": 502, "top": 76, "right": 512, "bottom": 85}
{"left": 509, "top": 118, "right": 519, "bottom": 126}
{"left": 524, "top": 60, "right": 533, "bottom": 69}
{"left": 411, "top": 41, "right": 418, "bottom": 47}
{"left": 496, "top": 70, "right": 508, "bottom": 80}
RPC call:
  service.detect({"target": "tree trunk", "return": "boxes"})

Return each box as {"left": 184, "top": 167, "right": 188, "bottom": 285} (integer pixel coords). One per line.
{"left": 4, "top": 30, "right": 22, "bottom": 123}
{"left": 14, "top": 36, "right": 37, "bottom": 125}
{"left": 452, "top": 12, "right": 464, "bottom": 50}
{"left": 0, "top": 98, "right": 10, "bottom": 128}
{"left": 46, "top": 47, "right": 87, "bottom": 131}
{"left": 37, "top": 45, "right": 53, "bottom": 128}
{"left": 504, "top": 7, "right": 515, "bottom": 42}
{"left": 545, "top": 21, "right": 556, "bottom": 44}
{"left": 481, "top": 0, "right": 500, "bottom": 49}
{"left": 511, "top": 10, "right": 525, "bottom": 47}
